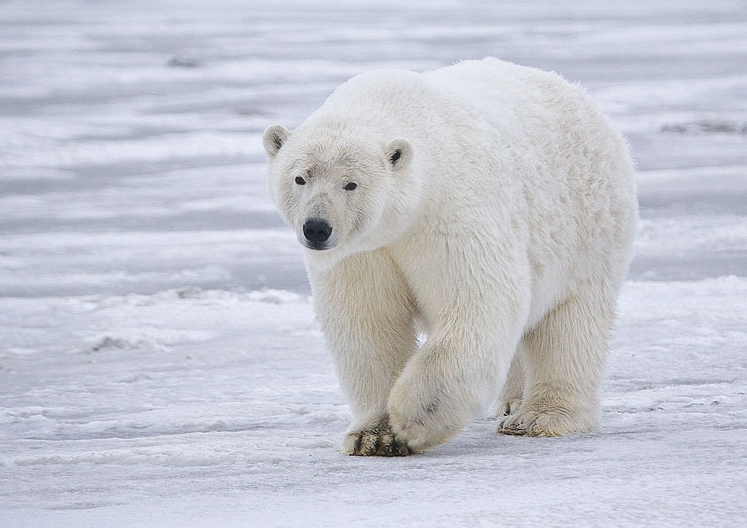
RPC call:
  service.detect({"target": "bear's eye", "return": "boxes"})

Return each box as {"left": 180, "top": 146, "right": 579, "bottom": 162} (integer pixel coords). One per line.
{"left": 344, "top": 182, "right": 357, "bottom": 191}
{"left": 294, "top": 176, "right": 306, "bottom": 185}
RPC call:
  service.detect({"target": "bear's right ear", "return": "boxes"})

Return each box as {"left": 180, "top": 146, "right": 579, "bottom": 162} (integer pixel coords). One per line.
{"left": 263, "top": 125, "right": 290, "bottom": 158}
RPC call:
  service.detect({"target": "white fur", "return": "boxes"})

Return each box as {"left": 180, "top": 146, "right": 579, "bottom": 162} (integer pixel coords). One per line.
{"left": 263, "top": 58, "right": 637, "bottom": 455}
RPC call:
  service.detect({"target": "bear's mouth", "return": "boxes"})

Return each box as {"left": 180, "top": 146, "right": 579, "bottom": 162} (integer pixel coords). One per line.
{"left": 304, "top": 240, "right": 333, "bottom": 251}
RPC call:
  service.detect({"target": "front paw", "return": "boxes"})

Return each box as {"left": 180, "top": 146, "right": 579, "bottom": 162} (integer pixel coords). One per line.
{"left": 340, "top": 422, "right": 412, "bottom": 457}
{"left": 387, "top": 377, "right": 464, "bottom": 453}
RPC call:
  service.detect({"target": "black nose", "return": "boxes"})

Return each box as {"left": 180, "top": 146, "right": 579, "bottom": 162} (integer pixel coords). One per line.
{"left": 303, "top": 219, "right": 332, "bottom": 244}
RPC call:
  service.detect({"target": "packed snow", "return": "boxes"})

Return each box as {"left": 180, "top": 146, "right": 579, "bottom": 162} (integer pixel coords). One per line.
{"left": 1, "top": 1, "right": 746, "bottom": 526}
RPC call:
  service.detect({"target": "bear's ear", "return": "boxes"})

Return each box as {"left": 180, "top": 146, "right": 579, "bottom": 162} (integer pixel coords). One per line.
{"left": 263, "top": 125, "right": 290, "bottom": 158}
{"left": 386, "top": 138, "right": 413, "bottom": 171}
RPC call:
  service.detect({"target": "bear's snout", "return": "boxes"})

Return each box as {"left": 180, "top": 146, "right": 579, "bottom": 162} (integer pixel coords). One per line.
{"left": 303, "top": 218, "right": 333, "bottom": 250}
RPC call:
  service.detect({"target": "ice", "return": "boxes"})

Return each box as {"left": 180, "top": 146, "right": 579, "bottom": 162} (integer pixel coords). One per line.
{"left": 1, "top": 0, "right": 746, "bottom": 526}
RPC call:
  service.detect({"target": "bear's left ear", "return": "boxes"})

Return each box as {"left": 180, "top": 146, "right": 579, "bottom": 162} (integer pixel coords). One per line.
{"left": 386, "top": 138, "right": 413, "bottom": 171}
{"left": 263, "top": 125, "right": 290, "bottom": 158}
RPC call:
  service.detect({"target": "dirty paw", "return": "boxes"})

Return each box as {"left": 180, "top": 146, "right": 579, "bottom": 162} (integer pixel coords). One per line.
{"left": 496, "top": 412, "right": 530, "bottom": 436}
{"left": 340, "top": 426, "right": 412, "bottom": 457}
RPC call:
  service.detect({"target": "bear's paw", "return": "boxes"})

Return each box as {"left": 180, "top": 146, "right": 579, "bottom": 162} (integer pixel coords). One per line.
{"left": 497, "top": 404, "right": 596, "bottom": 437}
{"left": 340, "top": 424, "right": 412, "bottom": 457}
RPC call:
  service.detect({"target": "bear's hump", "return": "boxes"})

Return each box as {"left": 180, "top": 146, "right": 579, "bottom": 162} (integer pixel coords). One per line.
{"left": 325, "top": 69, "right": 429, "bottom": 108}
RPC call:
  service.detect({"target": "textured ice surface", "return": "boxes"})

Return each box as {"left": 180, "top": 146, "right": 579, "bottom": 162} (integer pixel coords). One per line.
{"left": 1, "top": 0, "right": 746, "bottom": 526}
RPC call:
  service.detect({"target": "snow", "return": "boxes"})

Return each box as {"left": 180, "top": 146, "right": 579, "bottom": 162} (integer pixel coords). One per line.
{"left": 1, "top": 0, "right": 746, "bottom": 526}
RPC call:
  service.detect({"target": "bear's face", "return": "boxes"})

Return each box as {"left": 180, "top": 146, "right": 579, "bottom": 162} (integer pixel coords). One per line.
{"left": 263, "top": 124, "right": 416, "bottom": 265}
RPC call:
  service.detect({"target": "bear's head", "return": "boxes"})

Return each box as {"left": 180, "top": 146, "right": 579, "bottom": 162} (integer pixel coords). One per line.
{"left": 263, "top": 121, "right": 420, "bottom": 268}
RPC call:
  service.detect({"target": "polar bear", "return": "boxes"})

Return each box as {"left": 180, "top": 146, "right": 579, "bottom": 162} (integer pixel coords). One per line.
{"left": 262, "top": 58, "right": 637, "bottom": 456}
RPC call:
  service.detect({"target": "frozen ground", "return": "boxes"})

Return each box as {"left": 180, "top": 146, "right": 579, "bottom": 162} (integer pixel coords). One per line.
{"left": 1, "top": 0, "right": 746, "bottom": 526}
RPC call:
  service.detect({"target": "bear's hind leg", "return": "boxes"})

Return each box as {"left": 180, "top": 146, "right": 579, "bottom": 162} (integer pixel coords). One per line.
{"left": 498, "top": 281, "right": 615, "bottom": 437}
{"left": 491, "top": 345, "right": 525, "bottom": 419}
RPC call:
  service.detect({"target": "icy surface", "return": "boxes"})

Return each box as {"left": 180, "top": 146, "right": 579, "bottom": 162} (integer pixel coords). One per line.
{"left": 1, "top": 0, "right": 746, "bottom": 526}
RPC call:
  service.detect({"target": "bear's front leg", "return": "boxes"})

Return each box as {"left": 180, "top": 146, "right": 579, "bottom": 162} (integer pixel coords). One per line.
{"left": 388, "top": 304, "right": 528, "bottom": 452}
{"left": 308, "top": 250, "right": 418, "bottom": 456}
{"left": 387, "top": 334, "right": 483, "bottom": 453}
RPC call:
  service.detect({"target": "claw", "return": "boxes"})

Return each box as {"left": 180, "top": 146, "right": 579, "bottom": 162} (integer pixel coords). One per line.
{"left": 342, "top": 425, "right": 412, "bottom": 457}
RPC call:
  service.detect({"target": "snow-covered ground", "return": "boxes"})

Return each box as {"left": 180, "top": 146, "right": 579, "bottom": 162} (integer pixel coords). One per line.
{"left": 1, "top": 1, "right": 746, "bottom": 526}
